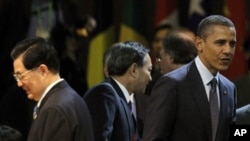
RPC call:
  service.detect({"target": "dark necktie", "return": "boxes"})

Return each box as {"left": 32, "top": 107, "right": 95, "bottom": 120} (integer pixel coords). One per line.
{"left": 128, "top": 101, "right": 137, "bottom": 141}
{"left": 209, "top": 78, "right": 219, "bottom": 141}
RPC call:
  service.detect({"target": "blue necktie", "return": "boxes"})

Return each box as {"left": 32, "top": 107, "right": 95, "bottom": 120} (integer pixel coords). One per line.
{"left": 33, "top": 106, "right": 38, "bottom": 119}
{"left": 210, "top": 78, "right": 219, "bottom": 141}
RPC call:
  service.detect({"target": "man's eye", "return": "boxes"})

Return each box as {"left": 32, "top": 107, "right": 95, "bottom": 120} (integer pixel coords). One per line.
{"left": 229, "top": 41, "right": 236, "bottom": 48}
{"left": 215, "top": 41, "right": 225, "bottom": 46}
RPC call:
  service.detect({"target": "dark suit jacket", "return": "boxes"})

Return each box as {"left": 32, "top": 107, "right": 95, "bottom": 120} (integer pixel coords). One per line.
{"left": 83, "top": 78, "right": 136, "bottom": 141}
{"left": 233, "top": 74, "right": 250, "bottom": 108}
{"left": 236, "top": 104, "right": 250, "bottom": 124}
{"left": 134, "top": 94, "right": 149, "bottom": 138}
{"left": 143, "top": 61, "right": 237, "bottom": 141}
{"left": 27, "top": 80, "right": 94, "bottom": 141}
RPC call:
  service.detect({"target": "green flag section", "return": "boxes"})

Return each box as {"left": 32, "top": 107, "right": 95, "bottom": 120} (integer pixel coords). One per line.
{"left": 119, "top": 0, "right": 148, "bottom": 46}
{"left": 87, "top": 0, "right": 115, "bottom": 88}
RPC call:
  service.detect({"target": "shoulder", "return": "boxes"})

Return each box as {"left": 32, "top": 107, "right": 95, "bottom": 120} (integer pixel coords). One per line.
{"left": 43, "top": 81, "right": 87, "bottom": 111}
{"left": 236, "top": 104, "right": 250, "bottom": 124}
{"left": 237, "top": 104, "right": 250, "bottom": 115}
{"left": 83, "top": 82, "right": 119, "bottom": 105}
{"left": 157, "top": 61, "right": 193, "bottom": 85}
{"left": 218, "top": 74, "right": 235, "bottom": 89}
{"left": 84, "top": 82, "right": 116, "bottom": 96}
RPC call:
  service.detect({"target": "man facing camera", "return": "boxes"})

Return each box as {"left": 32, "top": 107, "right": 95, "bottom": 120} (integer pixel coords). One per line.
{"left": 143, "top": 15, "right": 237, "bottom": 141}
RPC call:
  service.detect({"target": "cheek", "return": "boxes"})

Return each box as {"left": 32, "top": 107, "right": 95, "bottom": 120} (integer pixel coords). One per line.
{"left": 29, "top": 78, "right": 42, "bottom": 92}
{"left": 161, "top": 59, "right": 169, "bottom": 68}
{"left": 160, "top": 60, "right": 166, "bottom": 68}
{"left": 139, "top": 71, "right": 147, "bottom": 83}
{"left": 27, "top": 81, "right": 36, "bottom": 93}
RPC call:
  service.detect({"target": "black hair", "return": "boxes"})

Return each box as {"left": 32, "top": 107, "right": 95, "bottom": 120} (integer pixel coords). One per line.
{"left": 107, "top": 41, "right": 149, "bottom": 76}
{"left": 11, "top": 37, "right": 60, "bottom": 73}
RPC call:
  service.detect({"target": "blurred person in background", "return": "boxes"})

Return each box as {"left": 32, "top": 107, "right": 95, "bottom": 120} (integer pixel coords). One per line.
{"left": 158, "top": 28, "right": 197, "bottom": 75}
{"left": 233, "top": 37, "right": 250, "bottom": 108}
{"left": 0, "top": 125, "right": 23, "bottom": 141}
{"left": 145, "top": 23, "right": 173, "bottom": 95}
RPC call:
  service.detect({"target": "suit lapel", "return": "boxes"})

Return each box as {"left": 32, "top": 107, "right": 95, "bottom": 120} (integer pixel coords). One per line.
{"left": 217, "top": 77, "right": 228, "bottom": 130}
{"left": 105, "top": 78, "right": 135, "bottom": 140}
{"left": 187, "top": 62, "right": 212, "bottom": 140}
{"left": 32, "top": 80, "right": 67, "bottom": 121}
{"left": 106, "top": 78, "right": 127, "bottom": 100}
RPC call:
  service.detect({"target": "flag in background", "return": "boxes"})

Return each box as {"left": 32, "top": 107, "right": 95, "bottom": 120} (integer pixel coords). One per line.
{"left": 87, "top": 0, "right": 116, "bottom": 88}
{"left": 154, "top": 0, "right": 178, "bottom": 26}
{"left": 187, "top": 0, "right": 211, "bottom": 33}
{"left": 222, "top": 0, "right": 248, "bottom": 80}
{"left": 119, "top": 0, "right": 148, "bottom": 46}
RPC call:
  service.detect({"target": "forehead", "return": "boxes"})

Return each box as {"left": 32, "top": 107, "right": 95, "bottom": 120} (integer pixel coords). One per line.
{"left": 13, "top": 56, "right": 26, "bottom": 73}
{"left": 159, "top": 47, "right": 166, "bottom": 55}
{"left": 143, "top": 54, "right": 152, "bottom": 66}
{"left": 155, "top": 29, "right": 169, "bottom": 38}
{"left": 205, "top": 25, "right": 236, "bottom": 40}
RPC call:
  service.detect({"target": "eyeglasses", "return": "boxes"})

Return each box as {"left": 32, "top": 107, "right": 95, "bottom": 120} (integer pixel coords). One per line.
{"left": 13, "top": 69, "right": 33, "bottom": 82}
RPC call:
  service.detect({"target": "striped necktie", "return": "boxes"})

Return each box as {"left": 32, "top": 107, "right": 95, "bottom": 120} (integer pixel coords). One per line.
{"left": 209, "top": 78, "right": 219, "bottom": 141}
{"left": 33, "top": 106, "right": 38, "bottom": 120}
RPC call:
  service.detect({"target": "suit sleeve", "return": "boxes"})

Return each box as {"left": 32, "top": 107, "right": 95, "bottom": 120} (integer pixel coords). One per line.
{"left": 143, "top": 76, "right": 178, "bottom": 141}
{"left": 84, "top": 85, "right": 117, "bottom": 141}
{"left": 236, "top": 105, "right": 250, "bottom": 125}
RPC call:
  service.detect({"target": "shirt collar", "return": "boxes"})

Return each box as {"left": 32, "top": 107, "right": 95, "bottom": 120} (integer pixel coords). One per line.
{"left": 195, "top": 57, "right": 219, "bottom": 85}
{"left": 113, "top": 78, "right": 131, "bottom": 103}
{"left": 37, "top": 78, "right": 64, "bottom": 107}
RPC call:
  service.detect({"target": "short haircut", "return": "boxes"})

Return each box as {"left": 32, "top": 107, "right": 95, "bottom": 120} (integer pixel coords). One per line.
{"left": 163, "top": 30, "right": 197, "bottom": 64}
{"left": 197, "top": 15, "right": 235, "bottom": 39}
{"left": 0, "top": 125, "right": 23, "bottom": 141}
{"left": 11, "top": 37, "right": 60, "bottom": 73}
{"left": 103, "top": 44, "right": 117, "bottom": 66}
{"left": 107, "top": 41, "right": 149, "bottom": 76}
{"left": 153, "top": 23, "right": 173, "bottom": 36}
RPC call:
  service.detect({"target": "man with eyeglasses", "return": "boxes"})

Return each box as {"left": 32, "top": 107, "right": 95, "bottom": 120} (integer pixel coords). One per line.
{"left": 10, "top": 37, "right": 94, "bottom": 141}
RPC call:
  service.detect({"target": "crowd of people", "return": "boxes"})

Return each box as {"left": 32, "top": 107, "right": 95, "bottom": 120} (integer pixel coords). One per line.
{"left": 0, "top": 13, "right": 250, "bottom": 141}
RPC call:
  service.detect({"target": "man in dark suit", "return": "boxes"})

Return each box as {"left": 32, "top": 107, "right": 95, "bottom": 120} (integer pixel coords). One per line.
{"left": 233, "top": 38, "right": 250, "bottom": 108}
{"left": 235, "top": 45, "right": 250, "bottom": 124}
{"left": 102, "top": 43, "right": 150, "bottom": 139}
{"left": 10, "top": 37, "right": 94, "bottom": 141}
{"left": 143, "top": 15, "right": 237, "bottom": 141}
{"left": 84, "top": 41, "right": 152, "bottom": 141}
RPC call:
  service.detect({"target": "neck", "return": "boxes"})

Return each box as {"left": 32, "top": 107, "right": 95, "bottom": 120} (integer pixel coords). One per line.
{"left": 111, "top": 76, "right": 133, "bottom": 95}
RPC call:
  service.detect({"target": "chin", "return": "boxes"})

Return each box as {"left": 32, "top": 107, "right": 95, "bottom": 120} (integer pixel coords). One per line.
{"left": 27, "top": 94, "right": 34, "bottom": 100}
{"left": 219, "top": 66, "right": 230, "bottom": 71}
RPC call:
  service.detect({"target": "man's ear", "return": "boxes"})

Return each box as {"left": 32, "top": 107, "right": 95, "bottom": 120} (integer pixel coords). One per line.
{"left": 37, "top": 64, "right": 49, "bottom": 76}
{"left": 128, "top": 63, "right": 138, "bottom": 78}
{"left": 169, "top": 55, "right": 174, "bottom": 64}
{"left": 195, "top": 36, "right": 203, "bottom": 52}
